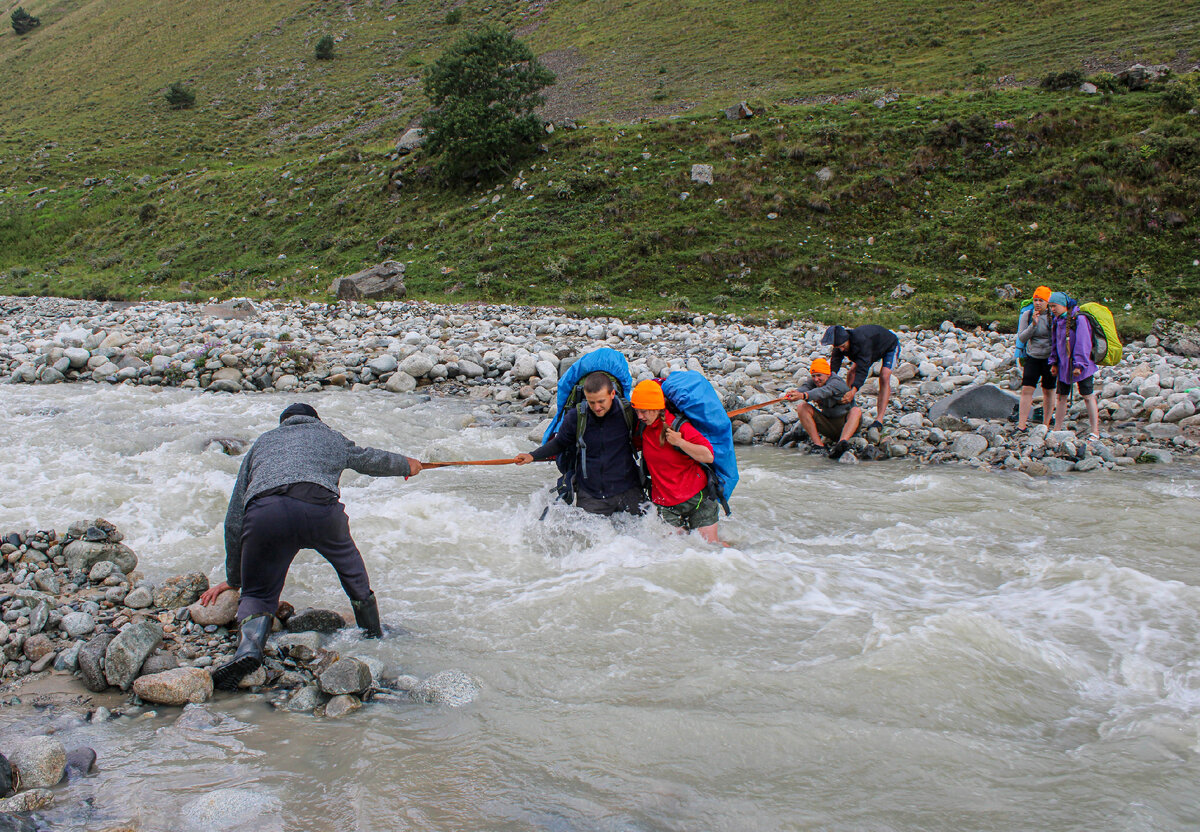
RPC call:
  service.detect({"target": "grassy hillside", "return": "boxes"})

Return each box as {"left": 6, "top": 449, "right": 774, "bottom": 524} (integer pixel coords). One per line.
{"left": 0, "top": 0, "right": 1198, "bottom": 331}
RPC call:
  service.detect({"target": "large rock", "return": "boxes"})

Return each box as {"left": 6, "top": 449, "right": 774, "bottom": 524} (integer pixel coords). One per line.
{"left": 285, "top": 685, "right": 327, "bottom": 712}
{"left": 63, "top": 539, "right": 137, "bottom": 574}
{"left": 132, "top": 667, "right": 213, "bottom": 705}
{"left": 187, "top": 589, "right": 239, "bottom": 626}
{"left": 139, "top": 648, "right": 179, "bottom": 676}
{"left": 77, "top": 632, "right": 114, "bottom": 692}
{"left": 0, "top": 792, "right": 50, "bottom": 819}
{"left": 59, "top": 611, "right": 95, "bottom": 639}
{"left": 0, "top": 753, "right": 10, "bottom": 797}
{"left": 1152, "top": 319, "right": 1200, "bottom": 357}
{"left": 394, "top": 128, "right": 426, "bottom": 155}
{"left": 5, "top": 736, "right": 65, "bottom": 789}
{"left": 951, "top": 434, "right": 989, "bottom": 459}
{"left": 317, "top": 658, "right": 372, "bottom": 696}
{"left": 928, "top": 384, "right": 1019, "bottom": 422}
{"left": 180, "top": 789, "right": 283, "bottom": 832}
{"left": 153, "top": 572, "right": 209, "bottom": 609}
{"left": 409, "top": 670, "right": 480, "bottom": 707}
{"left": 324, "top": 694, "right": 362, "bottom": 719}
{"left": 104, "top": 622, "right": 163, "bottom": 690}
{"left": 329, "top": 261, "right": 406, "bottom": 301}
{"left": 399, "top": 353, "right": 434, "bottom": 378}
{"left": 286, "top": 609, "right": 346, "bottom": 634}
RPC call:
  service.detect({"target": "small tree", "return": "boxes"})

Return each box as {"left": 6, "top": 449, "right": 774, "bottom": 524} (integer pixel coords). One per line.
{"left": 422, "top": 27, "right": 555, "bottom": 180}
{"left": 315, "top": 35, "right": 335, "bottom": 60}
{"left": 165, "top": 82, "right": 196, "bottom": 110}
{"left": 10, "top": 6, "right": 40, "bottom": 35}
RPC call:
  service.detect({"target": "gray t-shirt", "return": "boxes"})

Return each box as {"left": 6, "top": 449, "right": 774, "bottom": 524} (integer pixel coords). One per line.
{"left": 799, "top": 375, "right": 853, "bottom": 418}
{"left": 1017, "top": 307, "right": 1052, "bottom": 359}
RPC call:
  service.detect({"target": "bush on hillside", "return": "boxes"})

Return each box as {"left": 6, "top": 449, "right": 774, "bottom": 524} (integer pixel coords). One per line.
{"left": 165, "top": 82, "right": 196, "bottom": 110}
{"left": 1163, "top": 82, "right": 1196, "bottom": 113}
{"left": 444, "top": 8, "right": 462, "bottom": 24}
{"left": 1040, "top": 70, "right": 1085, "bottom": 91}
{"left": 315, "top": 35, "right": 335, "bottom": 60}
{"left": 421, "top": 27, "right": 555, "bottom": 181}
{"left": 10, "top": 6, "right": 40, "bottom": 35}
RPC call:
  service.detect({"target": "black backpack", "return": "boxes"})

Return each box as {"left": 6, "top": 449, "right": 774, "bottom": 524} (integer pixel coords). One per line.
{"left": 553, "top": 373, "right": 642, "bottom": 504}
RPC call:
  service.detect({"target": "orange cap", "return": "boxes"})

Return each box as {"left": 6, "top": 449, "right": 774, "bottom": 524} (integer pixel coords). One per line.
{"left": 630, "top": 379, "right": 666, "bottom": 410}
{"left": 810, "top": 357, "right": 832, "bottom": 375}
{"left": 1033, "top": 285, "right": 1052, "bottom": 301}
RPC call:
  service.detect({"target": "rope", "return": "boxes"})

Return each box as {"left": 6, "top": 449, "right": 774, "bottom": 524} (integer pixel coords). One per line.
{"left": 420, "top": 457, "right": 522, "bottom": 469}
{"left": 725, "top": 396, "right": 789, "bottom": 418}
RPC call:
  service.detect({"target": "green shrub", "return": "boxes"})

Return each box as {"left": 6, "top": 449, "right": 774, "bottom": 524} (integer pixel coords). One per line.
{"left": 444, "top": 8, "right": 462, "bottom": 24}
{"left": 422, "top": 28, "right": 556, "bottom": 180}
{"left": 1041, "top": 70, "right": 1084, "bottom": 91}
{"left": 165, "top": 82, "right": 196, "bottom": 110}
{"left": 1090, "top": 71, "right": 1120, "bottom": 93}
{"left": 1163, "top": 82, "right": 1196, "bottom": 114}
{"left": 315, "top": 35, "right": 335, "bottom": 60}
{"left": 10, "top": 7, "right": 40, "bottom": 35}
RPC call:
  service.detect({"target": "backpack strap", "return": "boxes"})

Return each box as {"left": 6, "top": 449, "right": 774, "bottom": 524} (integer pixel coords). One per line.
{"left": 668, "top": 414, "right": 730, "bottom": 516}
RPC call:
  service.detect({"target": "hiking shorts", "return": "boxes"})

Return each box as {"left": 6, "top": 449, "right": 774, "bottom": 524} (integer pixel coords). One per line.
{"left": 812, "top": 409, "right": 850, "bottom": 443}
{"left": 1056, "top": 375, "right": 1095, "bottom": 397}
{"left": 657, "top": 490, "right": 719, "bottom": 531}
{"left": 876, "top": 345, "right": 900, "bottom": 372}
{"left": 1021, "top": 356, "right": 1055, "bottom": 390}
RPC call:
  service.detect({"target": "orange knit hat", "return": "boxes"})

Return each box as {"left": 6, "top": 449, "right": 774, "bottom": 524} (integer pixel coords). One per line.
{"left": 1033, "top": 285, "right": 1052, "bottom": 301}
{"left": 810, "top": 357, "right": 832, "bottom": 375}
{"left": 630, "top": 379, "right": 666, "bottom": 410}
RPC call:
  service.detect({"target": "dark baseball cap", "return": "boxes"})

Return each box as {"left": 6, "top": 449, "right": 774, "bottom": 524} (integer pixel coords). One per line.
{"left": 279, "top": 403, "right": 319, "bottom": 423}
{"left": 821, "top": 325, "right": 848, "bottom": 346}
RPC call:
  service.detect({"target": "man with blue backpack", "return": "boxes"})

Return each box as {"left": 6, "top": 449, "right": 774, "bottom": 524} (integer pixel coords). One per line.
{"left": 1014, "top": 285, "right": 1057, "bottom": 431}
{"left": 515, "top": 371, "right": 645, "bottom": 516}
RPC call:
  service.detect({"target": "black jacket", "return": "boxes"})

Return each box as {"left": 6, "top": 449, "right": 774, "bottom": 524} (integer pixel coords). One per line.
{"left": 531, "top": 403, "right": 641, "bottom": 499}
{"left": 830, "top": 325, "right": 899, "bottom": 390}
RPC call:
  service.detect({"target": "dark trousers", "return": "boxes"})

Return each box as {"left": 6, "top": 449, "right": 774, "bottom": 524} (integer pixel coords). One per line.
{"left": 236, "top": 495, "right": 371, "bottom": 621}
{"left": 574, "top": 485, "right": 646, "bottom": 517}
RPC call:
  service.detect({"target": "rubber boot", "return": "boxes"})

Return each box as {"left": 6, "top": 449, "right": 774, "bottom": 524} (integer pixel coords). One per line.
{"left": 212, "top": 613, "right": 272, "bottom": 691}
{"left": 351, "top": 592, "right": 383, "bottom": 639}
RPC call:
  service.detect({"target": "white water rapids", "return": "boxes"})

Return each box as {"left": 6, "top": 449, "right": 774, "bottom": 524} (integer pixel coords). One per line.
{"left": 2, "top": 385, "right": 1200, "bottom": 831}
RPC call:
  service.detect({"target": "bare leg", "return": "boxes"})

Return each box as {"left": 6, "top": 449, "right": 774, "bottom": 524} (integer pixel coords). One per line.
{"left": 1017, "top": 386, "right": 1034, "bottom": 429}
{"left": 876, "top": 368, "right": 893, "bottom": 422}
{"left": 1084, "top": 394, "right": 1100, "bottom": 436}
{"left": 697, "top": 523, "right": 727, "bottom": 546}
{"left": 1041, "top": 386, "right": 1056, "bottom": 426}
{"left": 1053, "top": 387, "right": 1069, "bottom": 431}
{"left": 841, "top": 406, "right": 863, "bottom": 441}
{"left": 796, "top": 403, "right": 825, "bottom": 447}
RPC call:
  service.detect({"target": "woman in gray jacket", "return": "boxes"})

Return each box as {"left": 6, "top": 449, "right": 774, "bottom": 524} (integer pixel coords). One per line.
{"left": 1016, "top": 285, "right": 1056, "bottom": 430}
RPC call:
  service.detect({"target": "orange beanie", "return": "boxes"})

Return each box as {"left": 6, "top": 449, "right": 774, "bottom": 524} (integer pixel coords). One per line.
{"left": 630, "top": 379, "right": 666, "bottom": 410}
{"left": 1033, "top": 285, "right": 1052, "bottom": 301}
{"left": 810, "top": 357, "right": 832, "bottom": 375}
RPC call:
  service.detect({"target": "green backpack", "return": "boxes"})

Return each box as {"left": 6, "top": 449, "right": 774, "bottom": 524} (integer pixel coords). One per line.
{"left": 1074, "top": 302, "right": 1122, "bottom": 366}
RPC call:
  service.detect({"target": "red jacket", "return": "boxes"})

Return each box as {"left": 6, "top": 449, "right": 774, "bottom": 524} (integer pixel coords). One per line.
{"left": 637, "top": 412, "right": 712, "bottom": 507}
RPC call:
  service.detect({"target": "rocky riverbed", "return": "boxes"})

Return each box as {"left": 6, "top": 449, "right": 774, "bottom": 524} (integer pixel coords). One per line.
{"left": 0, "top": 518, "right": 478, "bottom": 826}
{"left": 2, "top": 295, "right": 1199, "bottom": 473}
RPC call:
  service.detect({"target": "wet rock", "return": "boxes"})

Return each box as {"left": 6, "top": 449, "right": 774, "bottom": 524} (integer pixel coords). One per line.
{"left": 410, "top": 670, "right": 480, "bottom": 707}
{"left": 203, "top": 437, "right": 249, "bottom": 456}
{"left": 153, "top": 572, "right": 209, "bottom": 609}
{"left": 5, "top": 736, "right": 65, "bottom": 788}
{"left": 285, "top": 685, "right": 327, "bottom": 712}
{"left": 928, "top": 384, "right": 1019, "bottom": 422}
{"left": 951, "top": 434, "right": 989, "bottom": 459}
{"left": 1074, "top": 456, "right": 1104, "bottom": 472}
{"left": 104, "top": 621, "right": 163, "bottom": 690}
{"left": 180, "top": 788, "right": 284, "bottom": 832}
{"left": 187, "top": 589, "right": 239, "bottom": 626}
{"left": 27, "top": 603, "right": 48, "bottom": 635}
{"left": 0, "top": 790, "right": 50, "bottom": 816}
{"left": 174, "top": 703, "right": 220, "bottom": 730}
{"left": 63, "top": 747, "right": 97, "bottom": 778}
{"left": 88, "top": 561, "right": 117, "bottom": 583}
{"left": 21, "top": 634, "right": 54, "bottom": 663}
{"left": 323, "top": 694, "right": 362, "bottom": 719}
{"left": 238, "top": 666, "right": 268, "bottom": 689}
{"left": 77, "top": 632, "right": 114, "bottom": 692}
{"left": 0, "top": 754, "right": 10, "bottom": 797}
{"left": 64, "top": 540, "right": 137, "bottom": 574}
{"left": 132, "top": 667, "right": 213, "bottom": 705}
{"left": 1043, "top": 457, "right": 1075, "bottom": 473}
{"left": 59, "top": 611, "right": 95, "bottom": 639}
{"left": 317, "top": 657, "right": 372, "bottom": 696}
{"left": 286, "top": 609, "right": 346, "bottom": 634}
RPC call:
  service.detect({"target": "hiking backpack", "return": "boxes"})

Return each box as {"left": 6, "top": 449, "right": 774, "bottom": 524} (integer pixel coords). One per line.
{"left": 1013, "top": 298, "right": 1036, "bottom": 367}
{"left": 1072, "top": 302, "right": 1123, "bottom": 366}
{"left": 658, "top": 371, "right": 739, "bottom": 514}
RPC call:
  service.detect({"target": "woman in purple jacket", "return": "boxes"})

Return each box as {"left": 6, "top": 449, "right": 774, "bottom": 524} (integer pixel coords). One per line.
{"left": 1047, "top": 292, "right": 1100, "bottom": 440}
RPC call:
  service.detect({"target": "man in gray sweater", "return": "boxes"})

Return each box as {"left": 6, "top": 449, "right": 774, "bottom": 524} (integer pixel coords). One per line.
{"left": 202, "top": 403, "right": 422, "bottom": 691}
{"left": 784, "top": 357, "right": 863, "bottom": 459}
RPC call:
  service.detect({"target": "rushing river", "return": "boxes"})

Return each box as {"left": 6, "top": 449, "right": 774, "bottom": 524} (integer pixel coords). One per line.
{"left": 2, "top": 385, "right": 1200, "bottom": 831}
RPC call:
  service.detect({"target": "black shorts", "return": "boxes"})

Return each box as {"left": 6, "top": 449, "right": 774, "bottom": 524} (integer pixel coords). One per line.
{"left": 1021, "top": 356, "right": 1055, "bottom": 390}
{"left": 1056, "top": 375, "right": 1094, "bottom": 397}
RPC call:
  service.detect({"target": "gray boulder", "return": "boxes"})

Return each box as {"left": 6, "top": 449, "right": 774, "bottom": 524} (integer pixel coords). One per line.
{"left": 394, "top": 128, "right": 426, "bottom": 155}
{"left": 410, "top": 669, "right": 480, "bottom": 707}
{"left": 1152, "top": 319, "right": 1200, "bottom": 357}
{"left": 286, "top": 609, "right": 346, "bottom": 634}
{"left": 153, "top": 572, "right": 209, "bottom": 609}
{"left": 0, "top": 790, "right": 51, "bottom": 818}
{"left": 63, "top": 539, "right": 137, "bottom": 574}
{"left": 329, "top": 261, "right": 406, "bottom": 301}
{"left": 59, "top": 612, "right": 95, "bottom": 639}
{"left": 132, "top": 667, "right": 213, "bottom": 706}
{"left": 77, "top": 633, "right": 114, "bottom": 692}
{"left": 104, "top": 621, "right": 163, "bottom": 690}
{"left": 187, "top": 589, "right": 239, "bottom": 626}
{"left": 928, "top": 384, "right": 1019, "bottom": 422}
{"left": 63, "top": 747, "right": 97, "bottom": 779}
{"left": 139, "top": 648, "right": 179, "bottom": 676}
{"left": 285, "top": 685, "right": 327, "bottom": 712}
{"left": 323, "top": 694, "right": 362, "bottom": 718}
{"left": 317, "top": 658, "right": 372, "bottom": 696}
{"left": 180, "top": 788, "right": 284, "bottom": 832}
{"left": 5, "top": 736, "right": 65, "bottom": 789}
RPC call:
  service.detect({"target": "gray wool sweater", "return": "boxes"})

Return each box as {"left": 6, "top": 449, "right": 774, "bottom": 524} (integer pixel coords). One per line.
{"left": 223, "top": 415, "right": 412, "bottom": 587}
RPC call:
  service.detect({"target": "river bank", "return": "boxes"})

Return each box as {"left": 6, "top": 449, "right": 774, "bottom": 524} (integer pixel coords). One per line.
{"left": 2, "top": 295, "right": 1199, "bottom": 473}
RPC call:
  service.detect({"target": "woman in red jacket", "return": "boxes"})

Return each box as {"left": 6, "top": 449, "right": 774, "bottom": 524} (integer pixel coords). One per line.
{"left": 631, "top": 379, "right": 724, "bottom": 544}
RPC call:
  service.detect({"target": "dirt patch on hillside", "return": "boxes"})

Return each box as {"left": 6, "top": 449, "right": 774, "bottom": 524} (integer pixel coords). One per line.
{"left": 538, "top": 47, "right": 600, "bottom": 121}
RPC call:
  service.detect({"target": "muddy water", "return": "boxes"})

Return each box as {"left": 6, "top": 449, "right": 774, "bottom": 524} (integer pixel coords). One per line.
{"left": 1, "top": 385, "right": 1199, "bottom": 831}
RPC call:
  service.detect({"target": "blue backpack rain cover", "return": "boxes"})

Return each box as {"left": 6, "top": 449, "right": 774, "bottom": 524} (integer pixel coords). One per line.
{"left": 660, "top": 371, "right": 739, "bottom": 503}
{"left": 542, "top": 347, "right": 634, "bottom": 443}
{"left": 1014, "top": 301, "right": 1035, "bottom": 366}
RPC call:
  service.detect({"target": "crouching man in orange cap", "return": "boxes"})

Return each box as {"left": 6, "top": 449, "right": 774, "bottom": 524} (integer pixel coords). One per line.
{"left": 784, "top": 358, "right": 863, "bottom": 460}
{"left": 630, "top": 379, "right": 724, "bottom": 545}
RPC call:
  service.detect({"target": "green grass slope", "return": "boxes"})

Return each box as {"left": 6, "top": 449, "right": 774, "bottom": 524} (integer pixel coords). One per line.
{"left": 0, "top": 0, "right": 1198, "bottom": 331}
